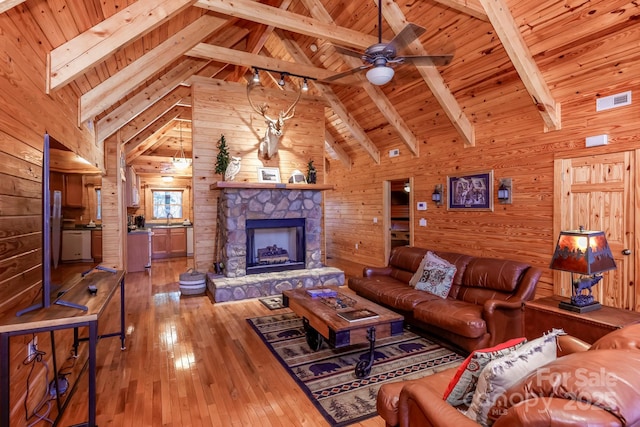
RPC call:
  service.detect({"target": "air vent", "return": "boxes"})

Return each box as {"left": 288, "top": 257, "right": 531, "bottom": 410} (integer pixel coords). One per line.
{"left": 596, "top": 91, "right": 632, "bottom": 111}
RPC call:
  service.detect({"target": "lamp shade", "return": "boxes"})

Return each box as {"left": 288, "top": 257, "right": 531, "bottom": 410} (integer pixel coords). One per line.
{"left": 366, "top": 66, "right": 394, "bottom": 85}
{"left": 549, "top": 229, "right": 616, "bottom": 274}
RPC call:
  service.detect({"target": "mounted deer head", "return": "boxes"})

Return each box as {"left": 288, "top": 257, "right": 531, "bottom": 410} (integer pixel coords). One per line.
{"left": 247, "top": 83, "right": 302, "bottom": 159}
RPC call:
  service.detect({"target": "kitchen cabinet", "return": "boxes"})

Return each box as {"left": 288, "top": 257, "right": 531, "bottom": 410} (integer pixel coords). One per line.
{"left": 91, "top": 230, "right": 102, "bottom": 261}
{"left": 64, "top": 174, "right": 84, "bottom": 207}
{"left": 126, "top": 166, "right": 140, "bottom": 208}
{"left": 151, "top": 227, "right": 187, "bottom": 259}
{"left": 127, "top": 231, "right": 151, "bottom": 272}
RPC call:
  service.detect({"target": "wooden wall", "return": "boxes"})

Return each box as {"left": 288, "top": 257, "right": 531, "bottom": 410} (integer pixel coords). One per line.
{"left": 190, "top": 78, "right": 326, "bottom": 272}
{"left": 325, "top": 87, "right": 640, "bottom": 299}
{"left": 0, "top": 8, "right": 110, "bottom": 425}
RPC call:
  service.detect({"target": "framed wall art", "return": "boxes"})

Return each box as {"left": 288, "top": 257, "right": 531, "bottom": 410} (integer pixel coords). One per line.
{"left": 257, "top": 167, "right": 281, "bottom": 183}
{"left": 447, "top": 170, "right": 494, "bottom": 211}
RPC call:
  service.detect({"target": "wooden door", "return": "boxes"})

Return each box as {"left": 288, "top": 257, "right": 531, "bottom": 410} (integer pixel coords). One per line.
{"left": 384, "top": 179, "right": 413, "bottom": 263}
{"left": 554, "top": 151, "right": 636, "bottom": 310}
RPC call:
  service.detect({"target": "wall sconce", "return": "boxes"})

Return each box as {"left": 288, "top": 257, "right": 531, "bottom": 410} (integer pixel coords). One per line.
{"left": 161, "top": 176, "right": 174, "bottom": 183}
{"left": 432, "top": 184, "right": 443, "bottom": 206}
{"left": 498, "top": 178, "right": 512, "bottom": 204}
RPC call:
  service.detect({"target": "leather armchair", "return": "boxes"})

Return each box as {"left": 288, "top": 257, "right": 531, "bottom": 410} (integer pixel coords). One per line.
{"left": 378, "top": 328, "right": 640, "bottom": 427}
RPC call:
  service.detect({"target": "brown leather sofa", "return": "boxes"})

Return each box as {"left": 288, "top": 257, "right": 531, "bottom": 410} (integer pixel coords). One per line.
{"left": 348, "top": 246, "right": 542, "bottom": 353}
{"left": 377, "top": 324, "right": 640, "bottom": 427}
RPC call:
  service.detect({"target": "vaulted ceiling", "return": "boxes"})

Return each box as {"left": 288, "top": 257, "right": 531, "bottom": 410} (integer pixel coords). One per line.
{"left": 2, "top": 0, "right": 637, "bottom": 177}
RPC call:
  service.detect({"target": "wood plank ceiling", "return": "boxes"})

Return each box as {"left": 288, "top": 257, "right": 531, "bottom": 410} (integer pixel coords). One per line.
{"left": 1, "top": 0, "right": 637, "bottom": 176}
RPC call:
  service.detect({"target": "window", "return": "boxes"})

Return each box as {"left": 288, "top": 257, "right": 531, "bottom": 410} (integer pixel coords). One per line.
{"left": 95, "top": 188, "right": 102, "bottom": 220}
{"left": 152, "top": 190, "right": 183, "bottom": 219}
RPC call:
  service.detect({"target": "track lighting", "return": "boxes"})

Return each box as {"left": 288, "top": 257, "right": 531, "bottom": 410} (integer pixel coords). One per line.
{"left": 249, "top": 66, "right": 315, "bottom": 89}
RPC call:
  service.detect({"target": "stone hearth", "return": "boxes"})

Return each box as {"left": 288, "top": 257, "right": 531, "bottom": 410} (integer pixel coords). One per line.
{"left": 207, "top": 267, "right": 344, "bottom": 303}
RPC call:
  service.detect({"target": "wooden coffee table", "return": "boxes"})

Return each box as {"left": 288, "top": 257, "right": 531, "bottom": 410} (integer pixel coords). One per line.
{"left": 282, "top": 287, "right": 404, "bottom": 378}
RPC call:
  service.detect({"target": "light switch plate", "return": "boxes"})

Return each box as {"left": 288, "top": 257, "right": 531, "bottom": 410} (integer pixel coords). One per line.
{"left": 419, "top": 218, "right": 427, "bottom": 227}
{"left": 417, "top": 201, "right": 427, "bottom": 211}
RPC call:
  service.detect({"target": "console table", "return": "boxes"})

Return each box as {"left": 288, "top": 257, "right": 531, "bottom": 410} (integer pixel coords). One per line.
{"left": 0, "top": 269, "right": 126, "bottom": 427}
{"left": 524, "top": 295, "right": 640, "bottom": 344}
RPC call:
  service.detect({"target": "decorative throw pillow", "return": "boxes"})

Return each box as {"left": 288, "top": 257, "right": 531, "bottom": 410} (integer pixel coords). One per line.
{"left": 414, "top": 262, "right": 456, "bottom": 298}
{"left": 409, "top": 253, "right": 430, "bottom": 288}
{"left": 443, "top": 337, "right": 527, "bottom": 407}
{"left": 464, "top": 329, "right": 564, "bottom": 426}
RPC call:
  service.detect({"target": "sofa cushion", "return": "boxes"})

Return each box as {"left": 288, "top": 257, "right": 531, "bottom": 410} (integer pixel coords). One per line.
{"left": 348, "top": 276, "right": 439, "bottom": 311}
{"left": 490, "top": 349, "right": 640, "bottom": 426}
{"left": 465, "top": 329, "right": 563, "bottom": 426}
{"left": 432, "top": 251, "right": 473, "bottom": 288}
{"left": 414, "top": 299, "right": 486, "bottom": 339}
{"left": 462, "top": 257, "right": 529, "bottom": 293}
{"left": 377, "top": 366, "right": 459, "bottom": 427}
{"left": 443, "top": 337, "right": 527, "bottom": 407}
{"left": 589, "top": 323, "right": 640, "bottom": 351}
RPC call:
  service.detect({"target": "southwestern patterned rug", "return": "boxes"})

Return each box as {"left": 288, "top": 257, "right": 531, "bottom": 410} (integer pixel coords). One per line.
{"left": 247, "top": 312, "right": 464, "bottom": 426}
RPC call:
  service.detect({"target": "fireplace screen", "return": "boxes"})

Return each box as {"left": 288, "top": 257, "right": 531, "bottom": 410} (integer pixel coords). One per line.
{"left": 246, "top": 218, "right": 305, "bottom": 274}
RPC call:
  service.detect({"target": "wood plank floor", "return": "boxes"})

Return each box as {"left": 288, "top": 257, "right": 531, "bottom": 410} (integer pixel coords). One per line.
{"left": 55, "top": 258, "right": 386, "bottom": 427}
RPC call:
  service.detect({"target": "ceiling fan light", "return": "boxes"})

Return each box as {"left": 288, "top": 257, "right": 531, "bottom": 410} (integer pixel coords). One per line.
{"left": 366, "top": 66, "right": 394, "bottom": 85}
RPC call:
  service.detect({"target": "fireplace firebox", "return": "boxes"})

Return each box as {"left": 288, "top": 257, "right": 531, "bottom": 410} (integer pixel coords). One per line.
{"left": 246, "top": 218, "right": 305, "bottom": 275}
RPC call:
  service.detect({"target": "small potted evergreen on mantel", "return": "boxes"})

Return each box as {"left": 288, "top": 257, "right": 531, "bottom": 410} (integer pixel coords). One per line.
{"left": 307, "top": 160, "right": 317, "bottom": 184}
{"left": 215, "top": 134, "right": 230, "bottom": 180}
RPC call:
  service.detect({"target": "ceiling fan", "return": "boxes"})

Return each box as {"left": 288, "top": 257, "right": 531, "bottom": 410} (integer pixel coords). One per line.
{"left": 325, "top": 0, "right": 453, "bottom": 85}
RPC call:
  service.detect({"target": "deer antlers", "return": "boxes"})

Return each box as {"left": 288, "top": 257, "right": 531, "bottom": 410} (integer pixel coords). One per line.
{"left": 246, "top": 82, "right": 303, "bottom": 159}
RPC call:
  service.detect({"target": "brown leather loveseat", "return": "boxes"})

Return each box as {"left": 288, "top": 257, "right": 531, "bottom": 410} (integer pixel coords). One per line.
{"left": 348, "top": 246, "right": 542, "bottom": 353}
{"left": 377, "top": 324, "right": 640, "bottom": 427}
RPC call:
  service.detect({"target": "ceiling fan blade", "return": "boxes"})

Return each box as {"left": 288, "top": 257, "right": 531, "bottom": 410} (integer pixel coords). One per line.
{"left": 334, "top": 45, "right": 366, "bottom": 59}
{"left": 387, "top": 23, "right": 426, "bottom": 53}
{"left": 400, "top": 54, "right": 453, "bottom": 67}
{"left": 321, "top": 65, "right": 371, "bottom": 82}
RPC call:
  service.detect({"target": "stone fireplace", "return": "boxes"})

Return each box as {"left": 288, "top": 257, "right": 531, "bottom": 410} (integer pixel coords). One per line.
{"left": 207, "top": 183, "right": 344, "bottom": 302}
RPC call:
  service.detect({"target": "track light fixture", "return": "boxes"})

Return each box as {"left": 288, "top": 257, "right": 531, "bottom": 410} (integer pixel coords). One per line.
{"left": 250, "top": 67, "right": 316, "bottom": 90}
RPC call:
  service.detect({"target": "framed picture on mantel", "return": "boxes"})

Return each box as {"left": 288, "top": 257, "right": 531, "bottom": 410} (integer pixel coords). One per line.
{"left": 447, "top": 170, "right": 494, "bottom": 211}
{"left": 257, "top": 167, "right": 281, "bottom": 183}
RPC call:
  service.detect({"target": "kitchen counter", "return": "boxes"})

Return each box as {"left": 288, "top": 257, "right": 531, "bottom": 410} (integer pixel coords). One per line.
{"left": 147, "top": 224, "right": 193, "bottom": 229}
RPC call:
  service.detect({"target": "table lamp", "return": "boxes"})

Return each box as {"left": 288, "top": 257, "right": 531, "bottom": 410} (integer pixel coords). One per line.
{"left": 549, "top": 227, "right": 616, "bottom": 313}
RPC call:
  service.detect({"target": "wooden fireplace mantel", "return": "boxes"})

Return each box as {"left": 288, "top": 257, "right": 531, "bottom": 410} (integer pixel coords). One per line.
{"left": 210, "top": 181, "right": 334, "bottom": 191}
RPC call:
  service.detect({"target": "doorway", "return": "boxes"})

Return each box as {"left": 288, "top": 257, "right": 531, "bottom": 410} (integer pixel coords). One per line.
{"left": 384, "top": 178, "right": 413, "bottom": 262}
{"left": 553, "top": 151, "right": 636, "bottom": 310}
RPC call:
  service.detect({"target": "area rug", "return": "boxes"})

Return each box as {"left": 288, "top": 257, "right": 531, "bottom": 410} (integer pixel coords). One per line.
{"left": 258, "top": 295, "right": 284, "bottom": 310}
{"left": 247, "top": 312, "right": 464, "bottom": 426}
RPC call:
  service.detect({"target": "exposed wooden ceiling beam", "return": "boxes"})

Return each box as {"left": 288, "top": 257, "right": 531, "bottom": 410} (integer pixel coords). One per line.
{"left": 120, "top": 86, "right": 191, "bottom": 144}
{"left": 324, "top": 130, "right": 351, "bottom": 169}
{"left": 195, "top": 0, "right": 379, "bottom": 50}
{"left": 96, "top": 60, "right": 202, "bottom": 143}
{"left": 478, "top": 0, "right": 561, "bottom": 131}
{"left": 47, "top": 0, "right": 196, "bottom": 93}
{"left": 186, "top": 43, "right": 354, "bottom": 83}
{"left": 273, "top": 36, "right": 380, "bottom": 163}
{"left": 0, "top": 0, "right": 25, "bottom": 14}
{"left": 380, "top": 0, "right": 476, "bottom": 147}
{"left": 431, "top": 0, "right": 488, "bottom": 21}
{"left": 298, "top": 0, "right": 420, "bottom": 156}
{"left": 79, "top": 14, "right": 227, "bottom": 124}
{"left": 125, "top": 107, "right": 189, "bottom": 163}
{"left": 96, "top": 26, "right": 250, "bottom": 143}
{"left": 131, "top": 155, "right": 192, "bottom": 177}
